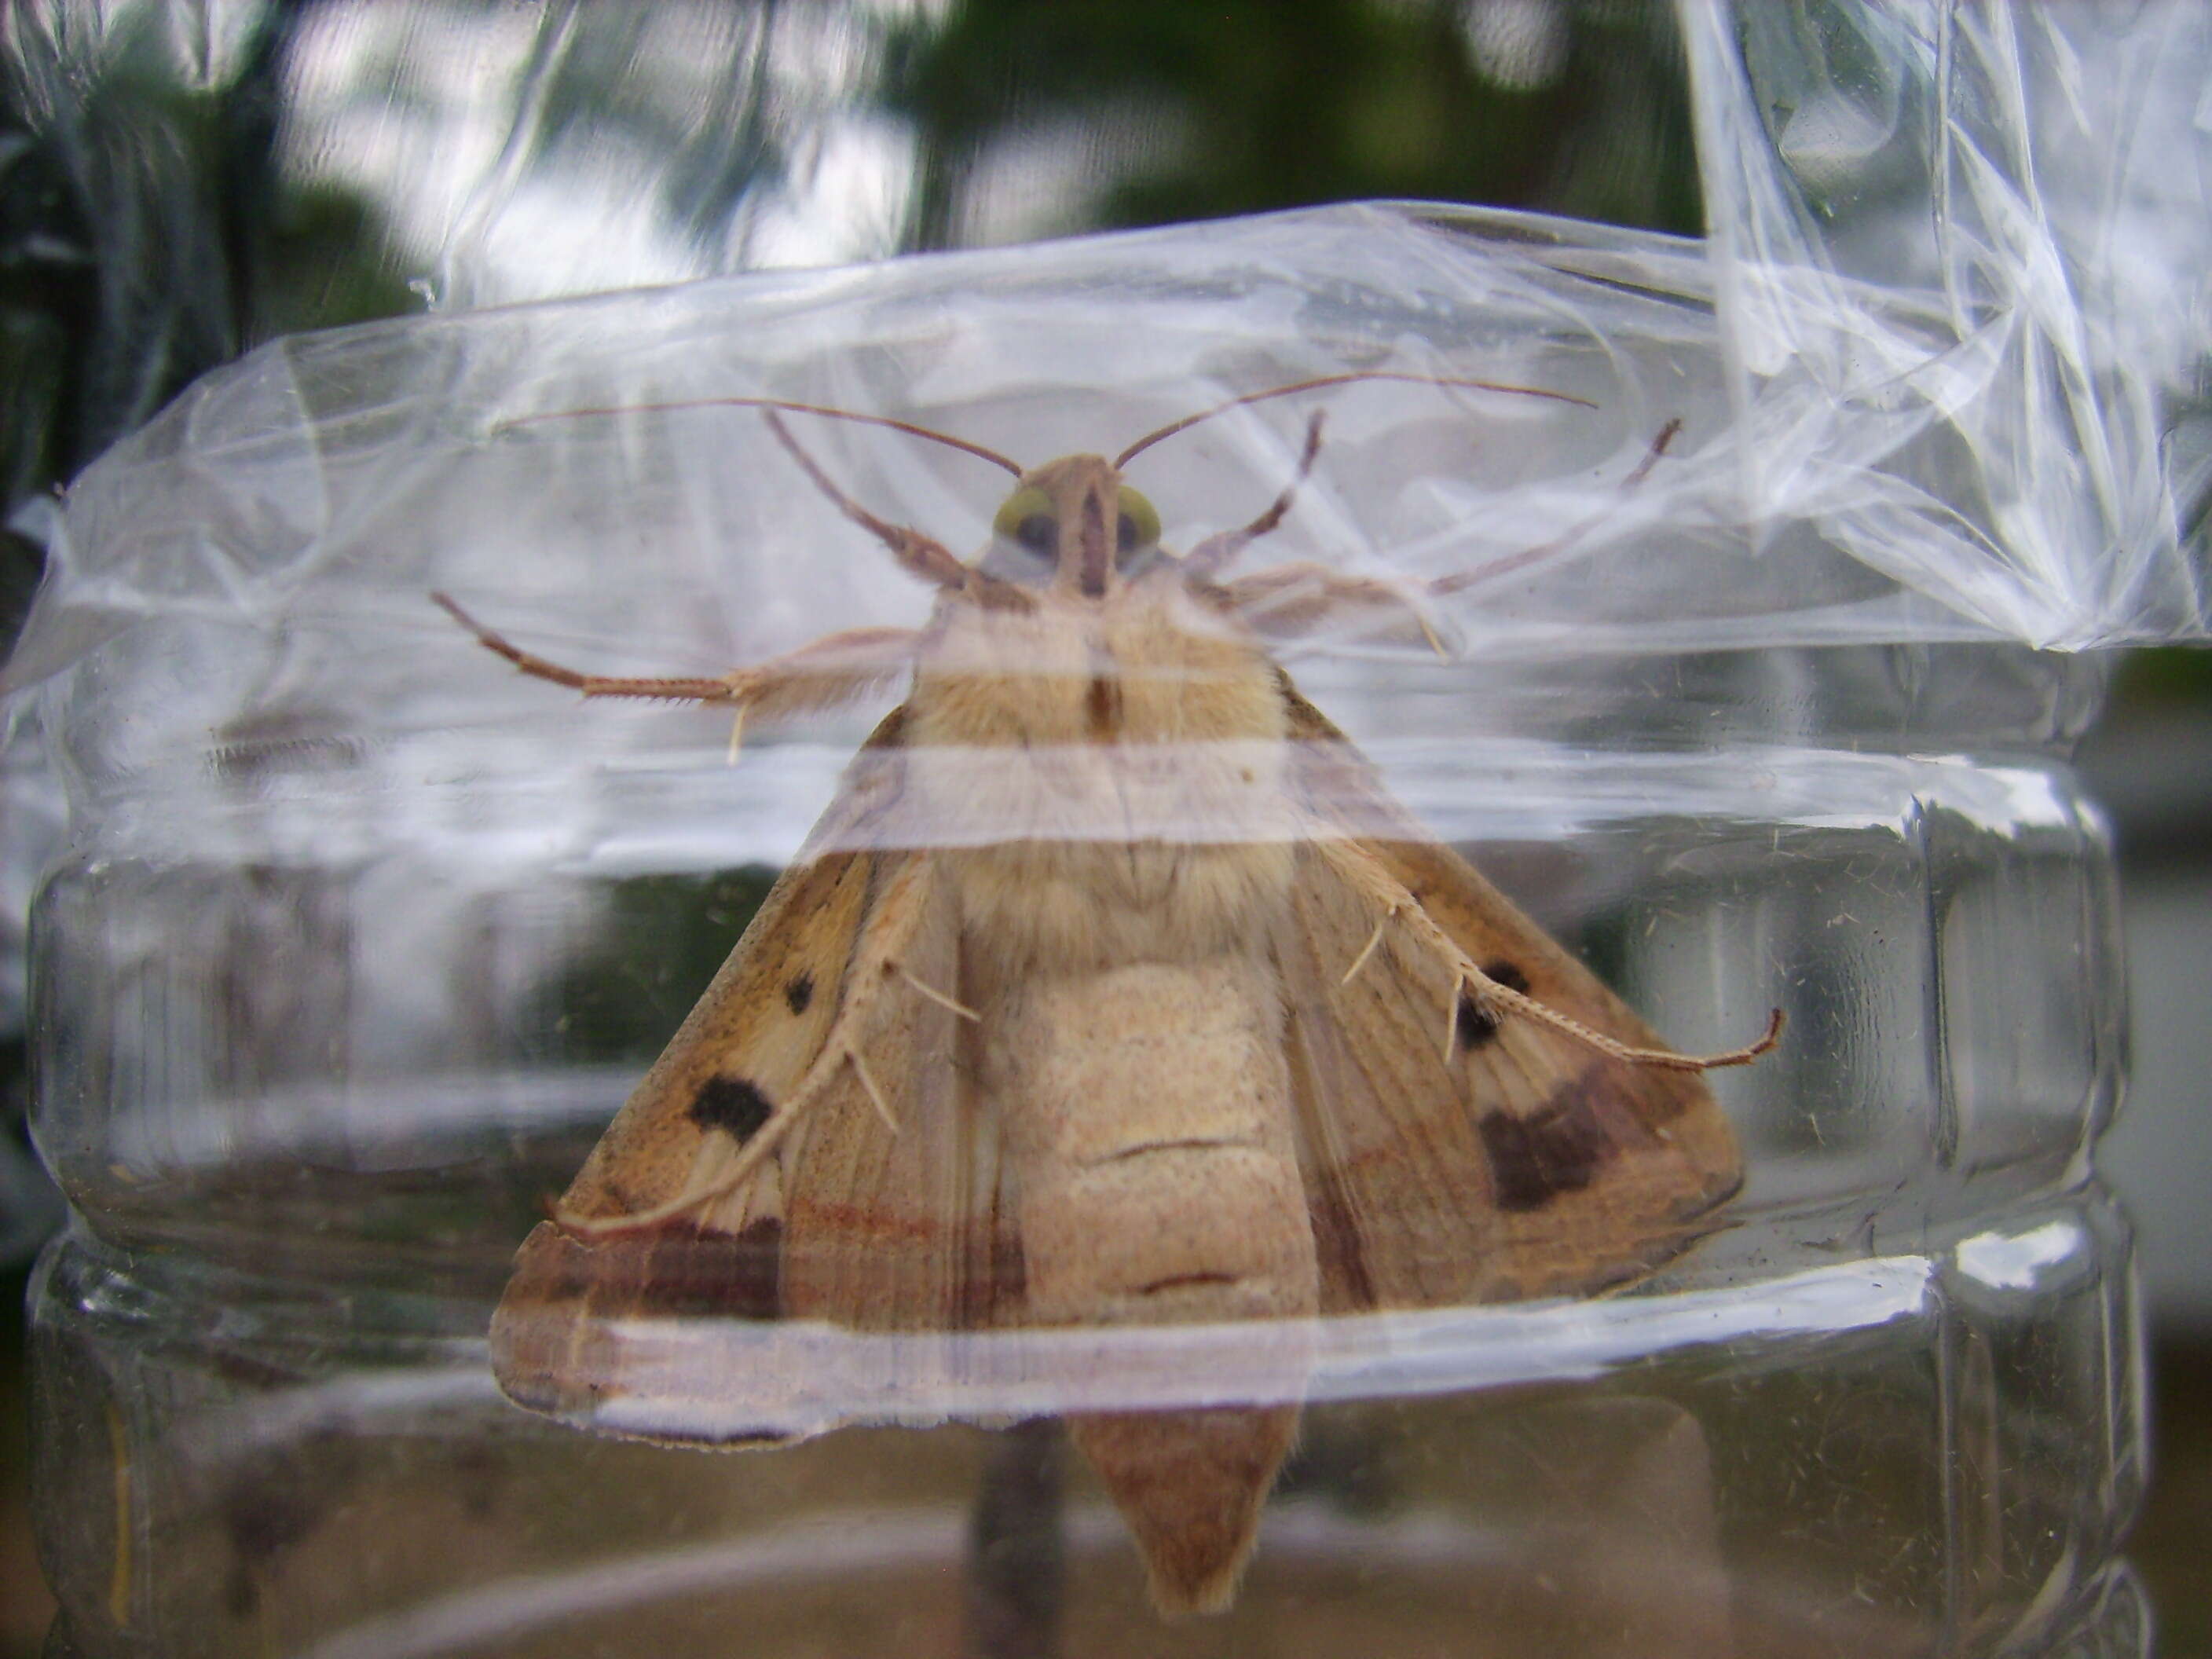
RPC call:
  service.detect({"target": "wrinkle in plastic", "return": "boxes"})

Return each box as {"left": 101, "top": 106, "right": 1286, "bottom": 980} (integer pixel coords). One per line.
{"left": 1684, "top": 0, "right": 2212, "bottom": 645}
{"left": 2, "top": 193, "right": 2201, "bottom": 811}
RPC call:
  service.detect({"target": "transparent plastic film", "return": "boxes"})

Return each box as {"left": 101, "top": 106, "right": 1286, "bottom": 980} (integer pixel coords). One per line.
{"left": 6, "top": 218, "right": 2149, "bottom": 1649}
{"left": 1683, "top": 2, "right": 2212, "bottom": 646}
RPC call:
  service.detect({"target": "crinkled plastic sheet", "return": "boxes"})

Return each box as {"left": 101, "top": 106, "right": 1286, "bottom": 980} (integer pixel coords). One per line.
{"left": 2, "top": 7, "right": 2207, "bottom": 798}
{"left": 0, "top": 189, "right": 2198, "bottom": 778}
{"left": 1682, "top": 0, "right": 2212, "bottom": 648}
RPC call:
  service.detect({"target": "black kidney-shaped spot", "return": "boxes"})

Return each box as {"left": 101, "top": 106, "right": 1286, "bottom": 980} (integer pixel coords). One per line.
{"left": 1454, "top": 962, "right": 1529, "bottom": 1051}
{"left": 690, "top": 1075, "right": 775, "bottom": 1142}
{"left": 1478, "top": 1086, "right": 1618, "bottom": 1212}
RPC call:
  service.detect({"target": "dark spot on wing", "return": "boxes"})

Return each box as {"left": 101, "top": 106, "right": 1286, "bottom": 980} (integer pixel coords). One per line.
{"left": 1478, "top": 1082, "right": 1619, "bottom": 1212}
{"left": 1456, "top": 989, "right": 1502, "bottom": 1049}
{"left": 784, "top": 972, "right": 813, "bottom": 1015}
{"left": 1454, "top": 962, "right": 1529, "bottom": 1050}
{"left": 689, "top": 1075, "right": 775, "bottom": 1142}
{"left": 1306, "top": 1174, "right": 1375, "bottom": 1309}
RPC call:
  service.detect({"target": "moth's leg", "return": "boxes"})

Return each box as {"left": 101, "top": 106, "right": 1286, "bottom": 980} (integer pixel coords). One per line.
{"left": 1213, "top": 563, "right": 1443, "bottom": 654}
{"left": 1313, "top": 834, "right": 1782, "bottom": 1071}
{"left": 436, "top": 591, "right": 749, "bottom": 702}
{"left": 435, "top": 591, "right": 918, "bottom": 720}
{"left": 1428, "top": 417, "right": 1682, "bottom": 598}
{"left": 762, "top": 410, "right": 972, "bottom": 591}
{"left": 1182, "top": 411, "right": 1328, "bottom": 577}
{"left": 722, "top": 627, "right": 922, "bottom": 727}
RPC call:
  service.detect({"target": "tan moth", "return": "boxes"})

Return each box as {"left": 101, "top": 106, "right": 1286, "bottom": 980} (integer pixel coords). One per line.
{"left": 463, "top": 373, "right": 1780, "bottom": 1617}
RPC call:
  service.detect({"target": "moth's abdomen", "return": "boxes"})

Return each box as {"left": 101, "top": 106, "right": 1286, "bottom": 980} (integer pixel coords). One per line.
{"left": 990, "top": 955, "right": 1317, "bottom": 1614}
{"left": 992, "top": 956, "right": 1317, "bottom": 1328}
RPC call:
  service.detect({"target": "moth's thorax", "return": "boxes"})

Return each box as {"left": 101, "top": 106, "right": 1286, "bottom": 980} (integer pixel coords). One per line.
{"left": 906, "top": 577, "right": 1298, "bottom": 977}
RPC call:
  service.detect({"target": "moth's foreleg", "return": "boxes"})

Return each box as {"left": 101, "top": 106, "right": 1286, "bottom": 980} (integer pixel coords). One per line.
{"left": 1427, "top": 416, "right": 1683, "bottom": 599}
{"left": 1183, "top": 411, "right": 1328, "bottom": 577}
{"left": 1212, "top": 564, "right": 1443, "bottom": 655}
{"left": 720, "top": 625, "right": 922, "bottom": 727}
{"left": 435, "top": 591, "right": 919, "bottom": 727}
{"left": 761, "top": 411, "right": 972, "bottom": 591}
{"left": 434, "top": 592, "right": 745, "bottom": 703}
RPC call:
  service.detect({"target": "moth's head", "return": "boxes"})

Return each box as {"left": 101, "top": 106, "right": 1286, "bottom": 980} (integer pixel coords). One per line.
{"left": 979, "top": 455, "right": 1165, "bottom": 599}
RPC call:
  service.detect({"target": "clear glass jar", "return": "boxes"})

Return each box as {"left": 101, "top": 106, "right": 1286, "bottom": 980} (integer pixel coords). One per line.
{"left": 17, "top": 208, "right": 2147, "bottom": 1657}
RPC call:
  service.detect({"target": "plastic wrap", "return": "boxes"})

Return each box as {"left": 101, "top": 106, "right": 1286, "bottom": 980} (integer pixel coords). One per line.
{"left": 1683, "top": 1, "right": 2212, "bottom": 646}
{"left": 0, "top": 192, "right": 2198, "bottom": 738}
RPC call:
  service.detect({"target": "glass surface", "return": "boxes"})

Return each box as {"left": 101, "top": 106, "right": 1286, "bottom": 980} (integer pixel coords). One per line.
{"left": 12, "top": 4, "right": 2211, "bottom": 1654}
{"left": 24, "top": 637, "right": 2144, "bottom": 1654}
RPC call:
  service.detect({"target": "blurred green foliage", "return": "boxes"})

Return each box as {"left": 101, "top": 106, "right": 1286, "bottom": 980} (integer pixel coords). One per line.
{"left": 888, "top": 0, "right": 1697, "bottom": 244}
{"left": 2113, "top": 645, "right": 2212, "bottom": 710}
{"left": 528, "top": 869, "right": 778, "bottom": 1068}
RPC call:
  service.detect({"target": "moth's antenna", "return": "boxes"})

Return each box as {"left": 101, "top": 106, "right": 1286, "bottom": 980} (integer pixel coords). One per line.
{"left": 1114, "top": 372, "right": 1596, "bottom": 469}
{"left": 496, "top": 397, "right": 1025, "bottom": 478}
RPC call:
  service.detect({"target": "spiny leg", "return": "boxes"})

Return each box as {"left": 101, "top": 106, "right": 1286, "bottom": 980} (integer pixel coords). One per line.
{"left": 761, "top": 411, "right": 975, "bottom": 591}
{"left": 434, "top": 592, "right": 920, "bottom": 724}
{"left": 433, "top": 592, "right": 739, "bottom": 702}
{"left": 1183, "top": 411, "right": 1328, "bottom": 578}
{"left": 1429, "top": 417, "right": 1683, "bottom": 599}
{"left": 1313, "top": 833, "right": 1782, "bottom": 1073}
{"left": 1213, "top": 564, "right": 1444, "bottom": 654}
{"left": 1209, "top": 417, "right": 1683, "bottom": 645}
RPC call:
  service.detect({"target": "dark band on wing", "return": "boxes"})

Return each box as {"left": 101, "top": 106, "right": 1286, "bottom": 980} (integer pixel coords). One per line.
{"left": 689, "top": 1075, "right": 775, "bottom": 1142}
{"left": 1305, "top": 1167, "right": 1377, "bottom": 1309}
{"left": 1478, "top": 1074, "right": 1623, "bottom": 1212}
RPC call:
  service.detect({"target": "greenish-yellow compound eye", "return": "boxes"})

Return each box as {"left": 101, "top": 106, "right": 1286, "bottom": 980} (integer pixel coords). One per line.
{"left": 1116, "top": 486, "right": 1160, "bottom": 555}
{"left": 992, "top": 486, "right": 1057, "bottom": 558}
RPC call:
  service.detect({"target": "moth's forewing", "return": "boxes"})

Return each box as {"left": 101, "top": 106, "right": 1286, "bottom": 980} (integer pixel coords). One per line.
{"left": 488, "top": 840, "right": 871, "bottom": 1428}
{"left": 1273, "top": 687, "right": 1741, "bottom": 1312}
{"left": 778, "top": 856, "right": 1015, "bottom": 1333}
{"left": 492, "top": 709, "right": 1014, "bottom": 1429}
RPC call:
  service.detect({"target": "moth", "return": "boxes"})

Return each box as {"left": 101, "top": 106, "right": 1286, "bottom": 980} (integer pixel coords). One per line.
{"left": 464, "top": 373, "right": 1779, "bottom": 1617}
